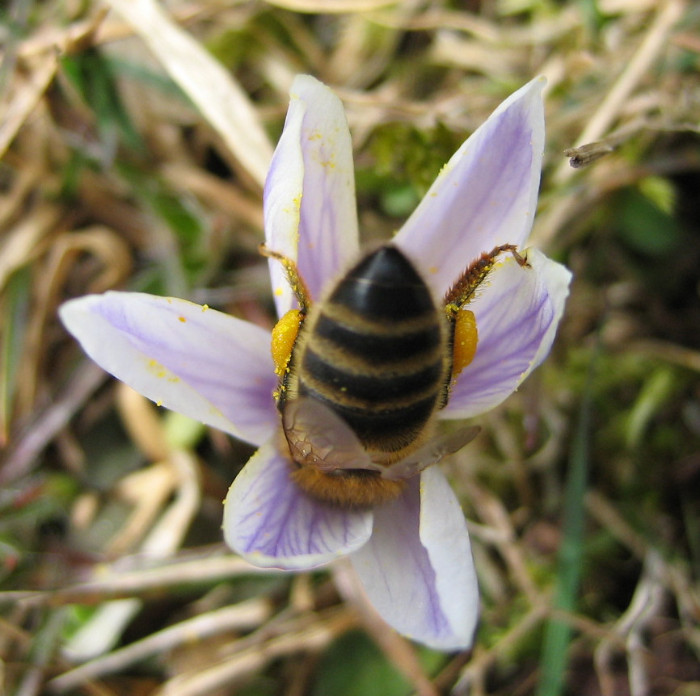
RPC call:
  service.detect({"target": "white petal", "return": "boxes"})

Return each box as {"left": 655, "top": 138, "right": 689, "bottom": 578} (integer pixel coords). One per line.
{"left": 418, "top": 467, "right": 479, "bottom": 648}
{"left": 264, "top": 75, "right": 359, "bottom": 317}
{"left": 351, "top": 470, "right": 479, "bottom": 650}
{"left": 442, "top": 249, "right": 571, "bottom": 419}
{"left": 223, "top": 440, "right": 373, "bottom": 570}
{"left": 395, "top": 77, "right": 546, "bottom": 297}
{"left": 59, "top": 292, "right": 278, "bottom": 445}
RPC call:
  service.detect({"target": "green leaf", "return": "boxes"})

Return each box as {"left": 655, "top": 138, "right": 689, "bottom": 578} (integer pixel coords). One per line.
{"left": 313, "top": 631, "right": 442, "bottom": 696}
{"left": 617, "top": 184, "right": 681, "bottom": 257}
{"left": 625, "top": 367, "right": 677, "bottom": 449}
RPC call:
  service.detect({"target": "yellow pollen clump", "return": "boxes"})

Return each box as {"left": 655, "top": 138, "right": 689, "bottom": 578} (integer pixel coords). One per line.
{"left": 146, "top": 359, "right": 179, "bottom": 383}
{"left": 147, "top": 358, "right": 166, "bottom": 378}
{"left": 271, "top": 309, "right": 302, "bottom": 376}
{"left": 178, "top": 316, "right": 186, "bottom": 323}
{"left": 452, "top": 309, "right": 478, "bottom": 380}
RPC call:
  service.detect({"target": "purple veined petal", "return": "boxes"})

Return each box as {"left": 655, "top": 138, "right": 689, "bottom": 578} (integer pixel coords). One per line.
{"left": 441, "top": 248, "right": 571, "bottom": 419}
{"left": 350, "top": 469, "right": 479, "bottom": 651}
{"left": 223, "top": 439, "right": 374, "bottom": 570}
{"left": 394, "top": 77, "right": 546, "bottom": 298}
{"left": 264, "top": 75, "right": 359, "bottom": 317}
{"left": 59, "top": 292, "right": 278, "bottom": 446}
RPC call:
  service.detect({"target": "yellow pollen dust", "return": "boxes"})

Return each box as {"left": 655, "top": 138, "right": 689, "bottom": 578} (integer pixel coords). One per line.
{"left": 147, "top": 358, "right": 167, "bottom": 378}
{"left": 271, "top": 309, "right": 302, "bottom": 376}
{"left": 178, "top": 316, "right": 186, "bottom": 323}
{"left": 452, "top": 309, "right": 478, "bottom": 380}
{"left": 146, "top": 359, "right": 180, "bottom": 383}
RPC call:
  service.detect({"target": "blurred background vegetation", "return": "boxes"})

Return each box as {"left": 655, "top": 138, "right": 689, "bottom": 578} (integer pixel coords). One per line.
{"left": 1, "top": 0, "right": 699, "bottom": 694}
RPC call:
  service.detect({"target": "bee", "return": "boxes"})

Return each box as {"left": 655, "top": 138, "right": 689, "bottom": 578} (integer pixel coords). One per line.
{"left": 263, "top": 242, "right": 529, "bottom": 507}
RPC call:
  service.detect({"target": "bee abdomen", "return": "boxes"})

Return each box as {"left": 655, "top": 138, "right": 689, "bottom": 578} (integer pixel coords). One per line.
{"left": 296, "top": 245, "right": 448, "bottom": 453}
{"left": 313, "top": 312, "right": 441, "bottom": 365}
{"left": 329, "top": 246, "right": 436, "bottom": 321}
{"left": 301, "top": 345, "right": 444, "bottom": 405}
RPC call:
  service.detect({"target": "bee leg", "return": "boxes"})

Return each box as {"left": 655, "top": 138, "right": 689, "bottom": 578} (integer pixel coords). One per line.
{"left": 259, "top": 244, "right": 312, "bottom": 312}
{"left": 442, "top": 244, "right": 531, "bottom": 389}
{"left": 260, "top": 245, "right": 313, "bottom": 404}
{"left": 443, "top": 243, "right": 529, "bottom": 321}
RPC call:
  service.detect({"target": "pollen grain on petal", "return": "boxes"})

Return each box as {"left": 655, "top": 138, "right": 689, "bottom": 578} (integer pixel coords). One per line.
{"left": 208, "top": 404, "right": 225, "bottom": 418}
{"left": 178, "top": 316, "right": 186, "bottom": 323}
{"left": 146, "top": 358, "right": 179, "bottom": 383}
{"left": 147, "top": 358, "right": 166, "bottom": 378}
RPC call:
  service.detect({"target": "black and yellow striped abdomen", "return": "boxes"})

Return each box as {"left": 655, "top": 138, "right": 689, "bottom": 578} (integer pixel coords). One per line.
{"left": 287, "top": 246, "right": 449, "bottom": 462}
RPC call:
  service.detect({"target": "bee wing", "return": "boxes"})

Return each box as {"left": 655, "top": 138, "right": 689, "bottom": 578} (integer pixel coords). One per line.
{"left": 282, "top": 397, "right": 381, "bottom": 474}
{"left": 383, "top": 425, "right": 481, "bottom": 481}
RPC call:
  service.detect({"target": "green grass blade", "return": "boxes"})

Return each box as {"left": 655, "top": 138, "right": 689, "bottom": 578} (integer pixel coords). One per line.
{"left": 0, "top": 269, "right": 31, "bottom": 445}
{"left": 536, "top": 341, "right": 599, "bottom": 696}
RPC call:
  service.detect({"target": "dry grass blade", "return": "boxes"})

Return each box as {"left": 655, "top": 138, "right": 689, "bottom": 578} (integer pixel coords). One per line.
{"left": 594, "top": 552, "right": 668, "bottom": 696}
{"left": 0, "top": 362, "right": 106, "bottom": 484}
{"left": 0, "top": 554, "right": 280, "bottom": 607}
{"left": 104, "top": 0, "right": 273, "bottom": 187}
{"left": 0, "top": 205, "right": 64, "bottom": 292}
{"left": 154, "top": 609, "right": 356, "bottom": 696}
{"left": 534, "top": 0, "right": 690, "bottom": 248}
{"left": 0, "top": 54, "right": 58, "bottom": 160}
{"left": 46, "top": 598, "right": 273, "bottom": 693}
{"left": 0, "top": 9, "right": 107, "bottom": 158}
{"left": 452, "top": 604, "right": 549, "bottom": 696}
{"left": 553, "top": 0, "right": 687, "bottom": 185}
{"left": 264, "top": 0, "right": 400, "bottom": 11}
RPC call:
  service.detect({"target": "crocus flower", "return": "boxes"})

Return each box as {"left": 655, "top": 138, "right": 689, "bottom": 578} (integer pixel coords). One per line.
{"left": 60, "top": 75, "right": 571, "bottom": 651}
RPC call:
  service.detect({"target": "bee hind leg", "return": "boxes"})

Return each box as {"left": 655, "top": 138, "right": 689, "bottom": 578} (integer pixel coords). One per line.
{"left": 259, "top": 244, "right": 312, "bottom": 312}
{"left": 442, "top": 244, "right": 531, "bottom": 387}
{"left": 443, "top": 243, "right": 529, "bottom": 320}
